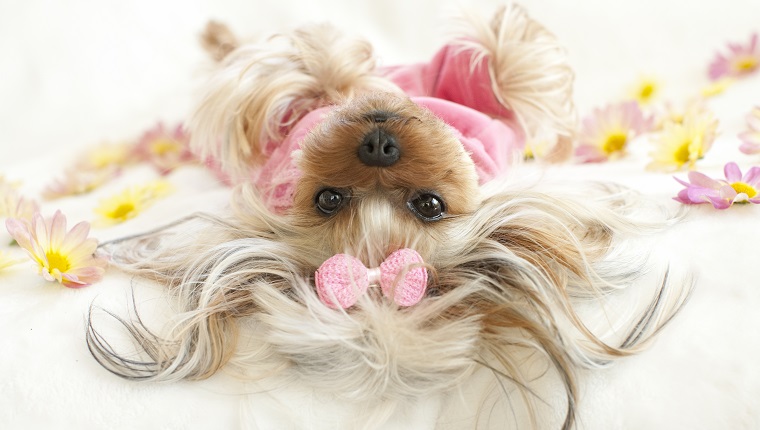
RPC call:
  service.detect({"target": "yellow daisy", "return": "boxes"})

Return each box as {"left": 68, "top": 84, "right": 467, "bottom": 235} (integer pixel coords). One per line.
{"left": 700, "top": 77, "right": 734, "bottom": 98}
{"left": 629, "top": 76, "right": 661, "bottom": 105}
{"left": 94, "top": 180, "right": 172, "bottom": 225}
{"left": 648, "top": 110, "right": 718, "bottom": 171}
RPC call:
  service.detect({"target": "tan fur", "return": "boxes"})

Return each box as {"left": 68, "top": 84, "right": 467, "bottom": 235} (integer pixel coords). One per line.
{"left": 455, "top": 4, "right": 577, "bottom": 162}
{"left": 200, "top": 21, "right": 240, "bottom": 62}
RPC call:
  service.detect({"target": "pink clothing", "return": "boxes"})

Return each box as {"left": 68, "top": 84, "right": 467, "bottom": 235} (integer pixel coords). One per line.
{"left": 254, "top": 44, "right": 525, "bottom": 213}
{"left": 254, "top": 107, "right": 332, "bottom": 212}
{"left": 381, "top": 44, "right": 520, "bottom": 127}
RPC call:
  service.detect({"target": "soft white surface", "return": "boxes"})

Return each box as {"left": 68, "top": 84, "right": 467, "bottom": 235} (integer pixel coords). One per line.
{"left": 2, "top": 1, "right": 760, "bottom": 429}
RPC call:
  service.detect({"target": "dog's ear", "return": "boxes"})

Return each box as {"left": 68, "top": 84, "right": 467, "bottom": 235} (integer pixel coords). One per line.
{"left": 189, "top": 24, "right": 399, "bottom": 180}
{"left": 455, "top": 4, "right": 577, "bottom": 162}
{"left": 200, "top": 21, "right": 239, "bottom": 62}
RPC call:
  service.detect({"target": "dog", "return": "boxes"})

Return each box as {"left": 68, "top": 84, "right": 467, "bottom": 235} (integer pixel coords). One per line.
{"left": 88, "top": 4, "right": 691, "bottom": 428}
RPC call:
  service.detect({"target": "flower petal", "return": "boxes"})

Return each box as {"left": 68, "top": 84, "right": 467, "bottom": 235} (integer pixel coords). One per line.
{"left": 719, "top": 185, "right": 739, "bottom": 200}
{"left": 687, "top": 171, "right": 722, "bottom": 189}
{"left": 742, "top": 166, "right": 760, "bottom": 186}
{"left": 33, "top": 213, "right": 49, "bottom": 251}
{"left": 739, "top": 139, "right": 760, "bottom": 155}
{"left": 706, "top": 195, "right": 732, "bottom": 209}
{"left": 66, "top": 265, "right": 106, "bottom": 285}
{"left": 60, "top": 273, "right": 88, "bottom": 288}
{"left": 6, "top": 218, "right": 34, "bottom": 251}
{"left": 60, "top": 221, "right": 92, "bottom": 254}
{"left": 687, "top": 186, "right": 720, "bottom": 203}
{"left": 674, "top": 189, "right": 698, "bottom": 204}
{"left": 64, "top": 241, "right": 100, "bottom": 265}
{"left": 724, "top": 162, "right": 743, "bottom": 182}
{"left": 48, "top": 210, "right": 67, "bottom": 251}
{"left": 673, "top": 176, "right": 692, "bottom": 188}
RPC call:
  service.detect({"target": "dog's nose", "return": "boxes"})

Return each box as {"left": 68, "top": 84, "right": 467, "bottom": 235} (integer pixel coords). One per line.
{"left": 358, "top": 127, "right": 400, "bottom": 167}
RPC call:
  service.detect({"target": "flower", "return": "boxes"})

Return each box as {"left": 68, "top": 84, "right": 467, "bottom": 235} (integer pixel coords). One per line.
{"left": 41, "top": 142, "right": 135, "bottom": 200}
{"left": 654, "top": 99, "right": 711, "bottom": 130}
{"left": 0, "top": 250, "right": 23, "bottom": 272}
{"left": 674, "top": 162, "right": 760, "bottom": 209}
{"left": 708, "top": 33, "right": 760, "bottom": 80}
{"left": 648, "top": 107, "right": 718, "bottom": 171}
{"left": 94, "top": 180, "right": 173, "bottom": 225}
{"left": 5, "top": 210, "right": 107, "bottom": 287}
{"left": 739, "top": 106, "right": 760, "bottom": 155}
{"left": 133, "top": 123, "right": 195, "bottom": 174}
{"left": 700, "top": 77, "right": 734, "bottom": 98}
{"left": 575, "top": 101, "right": 653, "bottom": 162}
{"left": 628, "top": 76, "right": 660, "bottom": 105}
{"left": 0, "top": 178, "right": 39, "bottom": 221}
{"left": 42, "top": 165, "right": 120, "bottom": 200}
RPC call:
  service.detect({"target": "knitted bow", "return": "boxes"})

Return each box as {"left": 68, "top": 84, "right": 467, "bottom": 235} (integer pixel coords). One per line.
{"left": 315, "top": 248, "right": 428, "bottom": 309}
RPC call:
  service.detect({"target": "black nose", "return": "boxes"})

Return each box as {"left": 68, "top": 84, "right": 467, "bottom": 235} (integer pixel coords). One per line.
{"left": 357, "top": 127, "right": 400, "bottom": 167}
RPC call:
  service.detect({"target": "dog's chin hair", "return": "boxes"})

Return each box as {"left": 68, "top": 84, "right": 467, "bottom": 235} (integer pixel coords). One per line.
{"left": 88, "top": 182, "right": 692, "bottom": 429}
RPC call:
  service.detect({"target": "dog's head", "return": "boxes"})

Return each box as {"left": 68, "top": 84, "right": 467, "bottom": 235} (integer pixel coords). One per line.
{"left": 290, "top": 92, "right": 480, "bottom": 266}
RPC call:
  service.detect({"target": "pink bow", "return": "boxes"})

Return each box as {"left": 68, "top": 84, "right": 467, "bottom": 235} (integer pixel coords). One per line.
{"left": 315, "top": 248, "right": 428, "bottom": 309}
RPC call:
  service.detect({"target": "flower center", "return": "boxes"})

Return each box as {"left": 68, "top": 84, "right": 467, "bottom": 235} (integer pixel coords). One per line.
{"left": 524, "top": 144, "right": 535, "bottom": 160}
{"left": 731, "top": 181, "right": 758, "bottom": 198}
{"left": 150, "top": 138, "right": 182, "bottom": 156}
{"left": 733, "top": 56, "right": 758, "bottom": 73}
{"left": 674, "top": 141, "right": 692, "bottom": 164}
{"left": 639, "top": 83, "right": 655, "bottom": 101}
{"left": 46, "top": 251, "right": 70, "bottom": 273}
{"left": 109, "top": 202, "right": 136, "bottom": 220}
{"left": 603, "top": 132, "right": 628, "bottom": 155}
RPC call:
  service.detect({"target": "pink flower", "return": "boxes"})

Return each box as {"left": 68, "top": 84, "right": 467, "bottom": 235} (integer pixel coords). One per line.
{"left": 674, "top": 162, "right": 760, "bottom": 209}
{"left": 708, "top": 33, "right": 760, "bottom": 81}
{"left": 6, "top": 210, "right": 108, "bottom": 287}
{"left": 133, "top": 122, "right": 196, "bottom": 174}
{"left": 575, "top": 101, "right": 653, "bottom": 163}
{"left": 739, "top": 106, "right": 760, "bottom": 155}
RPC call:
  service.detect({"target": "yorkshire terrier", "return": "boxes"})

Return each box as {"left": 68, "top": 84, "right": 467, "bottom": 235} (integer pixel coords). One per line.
{"left": 88, "top": 4, "right": 691, "bottom": 428}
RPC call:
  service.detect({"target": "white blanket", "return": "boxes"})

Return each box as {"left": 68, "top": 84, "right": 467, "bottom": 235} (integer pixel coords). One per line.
{"left": 2, "top": 1, "right": 759, "bottom": 429}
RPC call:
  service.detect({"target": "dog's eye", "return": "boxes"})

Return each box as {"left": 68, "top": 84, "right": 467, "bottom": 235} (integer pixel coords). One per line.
{"left": 408, "top": 193, "right": 445, "bottom": 221}
{"left": 316, "top": 189, "right": 344, "bottom": 215}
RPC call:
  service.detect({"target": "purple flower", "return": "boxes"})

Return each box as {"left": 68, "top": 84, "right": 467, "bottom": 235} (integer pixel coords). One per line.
{"left": 674, "top": 162, "right": 760, "bottom": 209}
